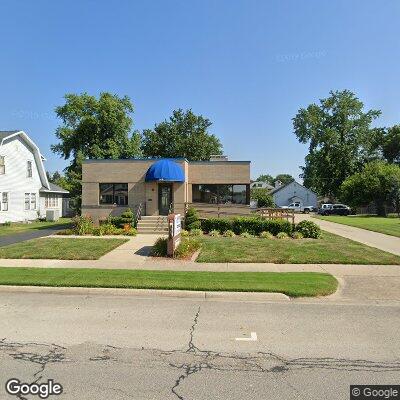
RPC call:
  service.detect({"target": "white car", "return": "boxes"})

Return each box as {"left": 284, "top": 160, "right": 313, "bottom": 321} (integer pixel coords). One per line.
{"left": 280, "top": 202, "right": 314, "bottom": 213}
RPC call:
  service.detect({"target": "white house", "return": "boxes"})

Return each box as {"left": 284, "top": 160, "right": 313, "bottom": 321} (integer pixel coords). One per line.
{"left": 0, "top": 130, "right": 69, "bottom": 223}
{"left": 271, "top": 180, "right": 317, "bottom": 208}
{"left": 250, "top": 181, "right": 274, "bottom": 190}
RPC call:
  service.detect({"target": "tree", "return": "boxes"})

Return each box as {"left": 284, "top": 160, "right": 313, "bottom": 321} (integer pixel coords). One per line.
{"left": 255, "top": 174, "right": 274, "bottom": 184}
{"left": 250, "top": 188, "right": 274, "bottom": 208}
{"left": 340, "top": 161, "right": 400, "bottom": 216}
{"left": 52, "top": 92, "right": 141, "bottom": 211}
{"left": 382, "top": 125, "right": 400, "bottom": 164}
{"left": 274, "top": 174, "right": 294, "bottom": 185}
{"left": 293, "top": 90, "right": 381, "bottom": 198}
{"left": 141, "top": 109, "right": 222, "bottom": 160}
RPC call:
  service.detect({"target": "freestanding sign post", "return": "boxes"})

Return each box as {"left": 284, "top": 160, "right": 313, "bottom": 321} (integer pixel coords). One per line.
{"left": 167, "top": 213, "right": 181, "bottom": 257}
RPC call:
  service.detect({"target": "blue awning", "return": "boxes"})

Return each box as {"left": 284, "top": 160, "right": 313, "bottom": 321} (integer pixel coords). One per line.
{"left": 145, "top": 159, "right": 185, "bottom": 182}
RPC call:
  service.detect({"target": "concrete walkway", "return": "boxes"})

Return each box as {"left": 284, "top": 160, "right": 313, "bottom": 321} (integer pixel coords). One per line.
{"left": 296, "top": 214, "right": 400, "bottom": 256}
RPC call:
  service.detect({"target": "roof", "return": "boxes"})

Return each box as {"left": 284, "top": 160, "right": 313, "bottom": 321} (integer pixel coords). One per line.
{"left": 83, "top": 157, "right": 250, "bottom": 164}
{"left": 270, "top": 180, "right": 316, "bottom": 195}
{"left": 145, "top": 159, "right": 185, "bottom": 182}
{"left": 40, "top": 183, "right": 69, "bottom": 194}
{"left": 0, "top": 130, "right": 20, "bottom": 141}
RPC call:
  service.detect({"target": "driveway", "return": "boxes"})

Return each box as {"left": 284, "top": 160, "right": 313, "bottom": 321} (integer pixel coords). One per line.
{"left": 0, "top": 291, "right": 399, "bottom": 400}
{"left": 296, "top": 213, "right": 400, "bottom": 256}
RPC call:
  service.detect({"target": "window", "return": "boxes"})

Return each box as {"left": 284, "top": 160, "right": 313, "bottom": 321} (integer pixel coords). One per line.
{"left": 27, "top": 161, "right": 32, "bottom": 178}
{"left": 0, "top": 156, "right": 5, "bottom": 174}
{"left": 45, "top": 194, "right": 59, "bottom": 208}
{"left": 192, "top": 184, "right": 249, "bottom": 205}
{"left": 25, "top": 193, "right": 30, "bottom": 210}
{"left": 99, "top": 183, "right": 128, "bottom": 205}
{"left": 1, "top": 192, "right": 8, "bottom": 211}
{"left": 31, "top": 193, "right": 36, "bottom": 210}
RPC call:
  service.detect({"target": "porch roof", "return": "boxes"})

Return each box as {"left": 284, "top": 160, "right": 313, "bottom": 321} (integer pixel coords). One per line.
{"left": 145, "top": 159, "right": 185, "bottom": 182}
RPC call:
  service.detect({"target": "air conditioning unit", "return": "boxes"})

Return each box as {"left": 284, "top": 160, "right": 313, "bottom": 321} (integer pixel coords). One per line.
{"left": 46, "top": 209, "right": 60, "bottom": 222}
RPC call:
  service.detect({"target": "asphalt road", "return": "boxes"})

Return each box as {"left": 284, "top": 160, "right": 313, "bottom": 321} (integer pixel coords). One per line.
{"left": 0, "top": 291, "right": 399, "bottom": 400}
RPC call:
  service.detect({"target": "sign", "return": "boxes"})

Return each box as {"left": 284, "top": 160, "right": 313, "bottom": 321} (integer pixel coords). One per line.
{"left": 167, "top": 213, "right": 182, "bottom": 257}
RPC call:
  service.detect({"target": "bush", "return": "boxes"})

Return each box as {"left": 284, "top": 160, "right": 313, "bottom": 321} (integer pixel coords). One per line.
{"left": 209, "top": 229, "right": 220, "bottom": 237}
{"left": 296, "top": 220, "right": 321, "bottom": 239}
{"left": 99, "top": 223, "right": 119, "bottom": 235}
{"left": 175, "top": 238, "right": 201, "bottom": 259}
{"left": 240, "top": 232, "right": 253, "bottom": 238}
{"left": 291, "top": 231, "right": 304, "bottom": 239}
{"left": 185, "top": 207, "right": 201, "bottom": 231}
{"left": 259, "top": 231, "right": 274, "bottom": 239}
{"left": 120, "top": 208, "right": 134, "bottom": 225}
{"left": 151, "top": 237, "right": 168, "bottom": 257}
{"left": 189, "top": 228, "right": 203, "bottom": 237}
{"left": 277, "top": 232, "right": 289, "bottom": 239}
{"left": 2, "top": 221, "right": 11, "bottom": 227}
{"left": 201, "top": 218, "right": 234, "bottom": 234}
{"left": 72, "top": 216, "right": 94, "bottom": 235}
{"left": 124, "top": 228, "right": 137, "bottom": 236}
{"left": 181, "top": 229, "right": 189, "bottom": 237}
{"left": 250, "top": 188, "right": 274, "bottom": 208}
{"left": 223, "top": 230, "right": 236, "bottom": 237}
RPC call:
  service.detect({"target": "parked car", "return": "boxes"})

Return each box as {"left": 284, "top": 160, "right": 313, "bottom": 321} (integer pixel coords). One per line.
{"left": 319, "top": 203, "right": 351, "bottom": 216}
{"left": 281, "top": 202, "right": 314, "bottom": 213}
{"left": 318, "top": 204, "right": 333, "bottom": 214}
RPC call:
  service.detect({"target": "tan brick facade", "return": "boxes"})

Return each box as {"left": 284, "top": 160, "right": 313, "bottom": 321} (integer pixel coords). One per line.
{"left": 81, "top": 158, "right": 250, "bottom": 223}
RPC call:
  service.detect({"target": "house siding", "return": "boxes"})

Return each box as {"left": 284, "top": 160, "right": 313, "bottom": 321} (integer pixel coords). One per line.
{"left": 272, "top": 181, "right": 317, "bottom": 208}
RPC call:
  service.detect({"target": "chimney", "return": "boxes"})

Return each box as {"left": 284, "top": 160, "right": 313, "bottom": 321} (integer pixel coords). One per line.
{"left": 274, "top": 180, "right": 282, "bottom": 189}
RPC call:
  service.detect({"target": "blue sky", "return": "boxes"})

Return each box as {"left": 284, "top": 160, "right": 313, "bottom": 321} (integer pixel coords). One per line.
{"left": 1, "top": 0, "right": 399, "bottom": 180}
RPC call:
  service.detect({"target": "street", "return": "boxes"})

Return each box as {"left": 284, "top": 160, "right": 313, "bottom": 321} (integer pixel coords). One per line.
{"left": 0, "top": 291, "right": 399, "bottom": 399}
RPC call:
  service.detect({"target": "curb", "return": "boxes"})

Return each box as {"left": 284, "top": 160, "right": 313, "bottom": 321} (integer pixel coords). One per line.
{"left": 0, "top": 285, "right": 290, "bottom": 302}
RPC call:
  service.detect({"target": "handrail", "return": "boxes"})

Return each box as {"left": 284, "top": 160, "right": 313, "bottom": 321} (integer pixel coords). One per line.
{"left": 135, "top": 203, "right": 143, "bottom": 226}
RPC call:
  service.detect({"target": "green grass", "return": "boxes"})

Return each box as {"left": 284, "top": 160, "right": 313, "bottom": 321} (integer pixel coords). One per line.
{"left": 0, "top": 267, "right": 338, "bottom": 297}
{"left": 196, "top": 232, "right": 400, "bottom": 264}
{"left": 0, "top": 238, "right": 128, "bottom": 260}
{"left": 0, "top": 218, "right": 72, "bottom": 236}
{"left": 314, "top": 215, "right": 400, "bottom": 238}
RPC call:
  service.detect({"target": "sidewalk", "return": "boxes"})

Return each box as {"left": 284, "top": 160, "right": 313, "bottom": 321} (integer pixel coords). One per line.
{"left": 296, "top": 214, "right": 400, "bottom": 256}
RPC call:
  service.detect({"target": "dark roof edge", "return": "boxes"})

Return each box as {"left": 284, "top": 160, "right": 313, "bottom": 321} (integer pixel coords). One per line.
{"left": 83, "top": 158, "right": 250, "bottom": 164}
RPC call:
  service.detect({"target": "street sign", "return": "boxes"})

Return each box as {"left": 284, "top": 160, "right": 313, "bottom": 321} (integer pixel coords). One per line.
{"left": 167, "top": 213, "right": 181, "bottom": 257}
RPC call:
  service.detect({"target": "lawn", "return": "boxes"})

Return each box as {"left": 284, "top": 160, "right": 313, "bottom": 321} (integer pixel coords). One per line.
{"left": 0, "top": 267, "right": 338, "bottom": 297}
{"left": 0, "top": 238, "right": 128, "bottom": 260}
{"left": 0, "top": 218, "right": 72, "bottom": 236}
{"left": 196, "top": 232, "right": 400, "bottom": 264}
{"left": 314, "top": 215, "right": 400, "bottom": 238}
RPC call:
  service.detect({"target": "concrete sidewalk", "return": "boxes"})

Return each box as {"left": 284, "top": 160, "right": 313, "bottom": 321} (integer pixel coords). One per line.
{"left": 297, "top": 214, "right": 400, "bottom": 256}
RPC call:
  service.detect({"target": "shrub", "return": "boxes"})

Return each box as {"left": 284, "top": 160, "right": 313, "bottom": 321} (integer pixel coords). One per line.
{"left": 223, "top": 230, "right": 236, "bottom": 237}
{"left": 185, "top": 207, "right": 201, "bottom": 231}
{"left": 175, "top": 238, "right": 201, "bottom": 259}
{"left": 181, "top": 229, "right": 189, "bottom": 237}
{"left": 259, "top": 231, "right": 274, "bottom": 239}
{"left": 72, "top": 216, "right": 94, "bottom": 235}
{"left": 189, "top": 228, "right": 203, "bottom": 237}
{"left": 99, "top": 223, "right": 119, "bottom": 235}
{"left": 276, "top": 232, "right": 289, "bottom": 239}
{"left": 2, "top": 221, "right": 11, "bottom": 227}
{"left": 291, "top": 231, "right": 304, "bottom": 239}
{"left": 240, "top": 232, "right": 253, "bottom": 238}
{"left": 151, "top": 237, "right": 168, "bottom": 257}
{"left": 296, "top": 220, "right": 321, "bottom": 239}
{"left": 120, "top": 208, "right": 134, "bottom": 224}
{"left": 250, "top": 188, "right": 275, "bottom": 208}
{"left": 124, "top": 228, "right": 137, "bottom": 236}
{"left": 209, "top": 229, "right": 220, "bottom": 237}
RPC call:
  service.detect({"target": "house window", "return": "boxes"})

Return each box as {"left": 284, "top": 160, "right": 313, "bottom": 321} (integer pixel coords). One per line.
{"left": 0, "top": 156, "right": 5, "bottom": 175}
{"left": 45, "top": 194, "right": 58, "bottom": 208}
{"left": 1, "top": 192, "right": 8, "bottom": 211}
{"left": 27, "top": 161, "right": 32, "bottom": 178}
{"left": 31, "top": 193, "right": 36, "bottom": 210}
{"left": 25, "top": 193, "right": 30, "bottom": 210}
{"left": 192, "top": 184, "right": 249, "bottom": 205}
{"left": 99, "top": 183, "right": 128, "bottom": 205}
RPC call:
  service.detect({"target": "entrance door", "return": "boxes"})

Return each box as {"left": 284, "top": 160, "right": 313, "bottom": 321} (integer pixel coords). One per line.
{"left": 158, "top": 183, "right": 173, "bottom": 215}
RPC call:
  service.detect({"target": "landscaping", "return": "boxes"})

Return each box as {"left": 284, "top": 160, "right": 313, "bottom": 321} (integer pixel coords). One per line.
{"left": 314, "top": 215, "right": 400, "bottom": 238}
{"left": 0, "top": 218, "right": 72, "bottom": 236}
{"left": 196, "top": 231, "right": 400, "bottom": 264}
{"left": 0, "top": 238, "right": 128, "bottom": 260}
{"left": 0, "top": 267, "right": 339, "bottom": 297}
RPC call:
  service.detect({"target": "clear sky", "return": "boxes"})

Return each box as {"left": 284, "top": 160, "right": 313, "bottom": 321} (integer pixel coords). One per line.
{"left": 1, "top": 0, "right": 399, "bottom": 180}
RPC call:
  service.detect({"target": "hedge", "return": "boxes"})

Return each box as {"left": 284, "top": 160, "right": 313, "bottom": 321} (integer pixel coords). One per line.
{"left": 201, "top": 217, "right": 293, "bottom": 236}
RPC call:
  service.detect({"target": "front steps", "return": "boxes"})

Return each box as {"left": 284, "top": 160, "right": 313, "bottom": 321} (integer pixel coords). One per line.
{"left": 137, "top": 216, "right": 168, "bottom": 234}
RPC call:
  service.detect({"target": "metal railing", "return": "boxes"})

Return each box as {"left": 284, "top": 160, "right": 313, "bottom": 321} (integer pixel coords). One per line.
{"left": 134, "top": 203, "right": 144, "bottom": 226}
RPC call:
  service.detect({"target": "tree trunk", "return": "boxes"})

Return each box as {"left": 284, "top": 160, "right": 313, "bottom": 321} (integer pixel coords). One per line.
{"left": 375, "top": 200, "right": 387, "bottom": 217}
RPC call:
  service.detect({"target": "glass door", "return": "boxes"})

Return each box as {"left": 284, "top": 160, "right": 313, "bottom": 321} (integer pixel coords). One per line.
{"left": 158, "top": 183, "right": 173, "bottom": 215}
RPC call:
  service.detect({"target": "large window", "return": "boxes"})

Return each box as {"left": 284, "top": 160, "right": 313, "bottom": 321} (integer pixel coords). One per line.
{"left": 24, "top": 193, "right": 30, "bottom": 210}
{"left": 1, "top": 192, "right": 8, "bottom": 211}
{"left": 0, "top": 156, "right": 5, "bottom": 175}
{"left": 27, "top": 161, "right": 32, "bottom": 178}
{"left": 45, "top": 194, "right": 59, "bottom": 208}
{"left": 192, "top": 184, "right": 249, "bottom": 205}
{"left": 99, "top": 183, "right": 128, "bottom": 206}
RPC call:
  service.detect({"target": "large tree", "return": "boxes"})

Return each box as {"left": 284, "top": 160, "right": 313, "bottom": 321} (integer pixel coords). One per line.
{"left": 293, "top": 90, "right": 381, "bottom": 198}
{"left": 274, "top": 174, "right": 294, "bottom": 185}
{"left": 52, "top": 92, "right": 141, "bottom": 210}
{"left": 340, "top": 161, "right": 400, "bottom": 216}
{"left": 382, "top": 125, "right": 400, "bottom": 164}
{"left": 141, "top": 109, "right": 222, "bottom": 160}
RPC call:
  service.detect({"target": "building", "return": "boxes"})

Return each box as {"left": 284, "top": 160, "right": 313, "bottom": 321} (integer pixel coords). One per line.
{"left": 250, "top": 181, "right": 274, "bottom": 190}
{"left": 81, "top": 157, "right": 250, "bottom": 223}
{"left": 271, "top": 180, "right": 317, "bottom": 208}
{"left": 0, "top": 130, "right": 69, "bottom": 223}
